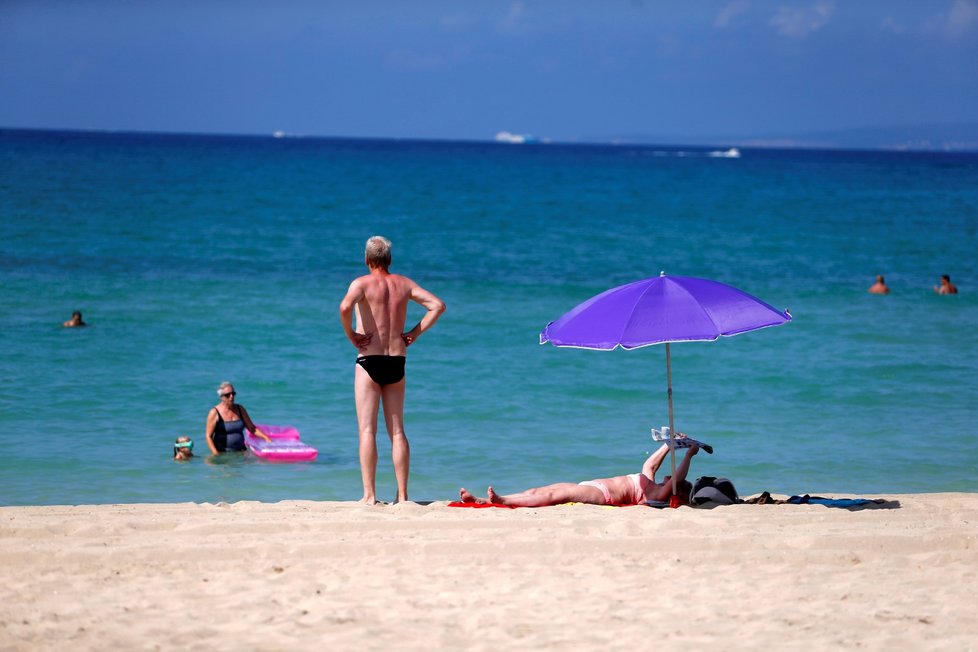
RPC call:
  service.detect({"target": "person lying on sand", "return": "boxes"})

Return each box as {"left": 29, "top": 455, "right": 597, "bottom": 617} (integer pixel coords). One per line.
{"left": 459, "top": 441, "right": 699, "bottom": 507}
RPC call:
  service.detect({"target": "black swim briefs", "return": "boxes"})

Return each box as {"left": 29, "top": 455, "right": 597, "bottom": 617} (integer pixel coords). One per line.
{"left": 356, "top": 355, "right": 406, "bottom": 386}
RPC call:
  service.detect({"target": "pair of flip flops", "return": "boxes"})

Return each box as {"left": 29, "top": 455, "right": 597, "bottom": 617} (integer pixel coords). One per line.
{"left": 650, "top": 427, "right": 714, "bottom": 454}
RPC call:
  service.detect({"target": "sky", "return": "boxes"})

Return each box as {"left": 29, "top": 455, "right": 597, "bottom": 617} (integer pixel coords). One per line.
{"left": 2, "top": 0, "right": 977, "bottom": 143}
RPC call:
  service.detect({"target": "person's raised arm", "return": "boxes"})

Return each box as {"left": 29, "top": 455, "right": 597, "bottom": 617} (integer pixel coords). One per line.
{"left": 649, "top": 444, "right": 699, "bottom": 502}
{"left": 402, "top": 284, "right": 446, "bottom": 346}
{"left": 204, "top": 409, "right": 220, "bottom": 455}
{"left": 238, "top": 406, "right": 271, "bottom": 442}
{"left": 641, "top": 443, "right": 671, "bottom": 480}
{"left": 673, "top": 444, "right": 698, "bottom": 486}
{"left": 339, "top": 280, "right": 372, "bottom": 350}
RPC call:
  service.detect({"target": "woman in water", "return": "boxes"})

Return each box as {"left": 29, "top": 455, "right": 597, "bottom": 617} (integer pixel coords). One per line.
{"left": 204, "top": 381, "right": 272, "bottom": 454}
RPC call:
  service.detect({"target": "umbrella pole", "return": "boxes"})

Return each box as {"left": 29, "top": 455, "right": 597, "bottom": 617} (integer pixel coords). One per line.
{"left": 666, "top": 342, "right": 677, "bottom": 497}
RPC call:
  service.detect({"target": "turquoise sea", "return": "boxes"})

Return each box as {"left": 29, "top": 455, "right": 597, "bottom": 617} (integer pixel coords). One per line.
{"left": 2, "top": 129, "right": 976, "bottom": 505}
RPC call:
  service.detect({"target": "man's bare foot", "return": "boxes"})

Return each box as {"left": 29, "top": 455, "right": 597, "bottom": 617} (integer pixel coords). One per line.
{"left": 487, "top": 486, "right": 502, "bottom": 504}
{"left": 359, "top": 496, "right": 379, "bottom": 505}
{"left": 459, "top": 488, "right": 488, "bottom": 504}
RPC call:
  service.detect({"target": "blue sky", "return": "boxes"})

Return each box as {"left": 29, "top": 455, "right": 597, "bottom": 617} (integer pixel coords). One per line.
{"left": 2, "top": 1, "right": 977, "bottom": 142}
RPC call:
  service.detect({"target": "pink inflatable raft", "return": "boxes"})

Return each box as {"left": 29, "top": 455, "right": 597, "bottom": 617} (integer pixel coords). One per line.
{"left": 245, "top": 424, "right": 318, "bottom": 462}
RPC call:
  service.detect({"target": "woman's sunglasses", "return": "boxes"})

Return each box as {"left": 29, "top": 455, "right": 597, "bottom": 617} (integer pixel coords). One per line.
{"left": 221, "top": 391, "right": 237, "bottom": 398}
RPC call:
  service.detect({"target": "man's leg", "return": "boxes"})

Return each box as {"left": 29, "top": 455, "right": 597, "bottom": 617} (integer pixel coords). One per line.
{"left": 380, "top": 378, "right": 409, "bottom": 503}
{"left": 354, "top": 365, "right": 381, "bottom": 504}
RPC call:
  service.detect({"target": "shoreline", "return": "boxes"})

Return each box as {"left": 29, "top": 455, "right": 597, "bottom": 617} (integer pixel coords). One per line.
{"left": 2, "top": 493, "right": 976, "bottom": 650}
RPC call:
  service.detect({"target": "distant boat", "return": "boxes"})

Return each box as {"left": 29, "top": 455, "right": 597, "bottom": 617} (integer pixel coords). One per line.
{"left": 273, "top": 131, "right": 286, "bottom": 139}
{"left": 495, "top": 131, "right": 537, "bottom": 144}
{"left": 708, "top": 147, "right": 741, "bottom": 158}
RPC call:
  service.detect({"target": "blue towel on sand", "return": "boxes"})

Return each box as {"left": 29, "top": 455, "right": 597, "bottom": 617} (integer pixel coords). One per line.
{"left": 787, "top": 495, "right": 883, "bottom": 508}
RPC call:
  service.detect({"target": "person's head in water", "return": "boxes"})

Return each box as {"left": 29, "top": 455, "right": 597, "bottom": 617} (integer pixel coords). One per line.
{"left": 935, "top": 274, "right": 958, "bottom": 294}
{"left": 63, "top": 311, "right": 86, "bottom": 327}
{"left": 173, "top": 436, "right": 194, "bottom": 461}
{"left": 364, "top": 236, "right": 392, "bottom": 270}
{"left": 868, "top": 275, "right": 889, "bottom": 294}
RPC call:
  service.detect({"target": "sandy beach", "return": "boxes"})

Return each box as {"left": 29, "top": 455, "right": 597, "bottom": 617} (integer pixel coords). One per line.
{"left": 1, "top": 494, "right": 976, "bottom": 651}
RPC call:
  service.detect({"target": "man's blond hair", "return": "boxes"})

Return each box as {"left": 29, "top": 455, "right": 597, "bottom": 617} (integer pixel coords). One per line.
{"left": 365, "top": 236, "right": 392, "bottom": 269}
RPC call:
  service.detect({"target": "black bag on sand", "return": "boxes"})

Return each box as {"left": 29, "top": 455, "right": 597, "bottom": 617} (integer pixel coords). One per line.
{"left": 691, "top": 476, "right": 739, "bottom": 506}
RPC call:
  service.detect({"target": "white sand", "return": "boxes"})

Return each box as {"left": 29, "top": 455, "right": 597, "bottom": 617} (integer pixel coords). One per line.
{"left": 1, "top": 494, "right": 976, "bottom": 651}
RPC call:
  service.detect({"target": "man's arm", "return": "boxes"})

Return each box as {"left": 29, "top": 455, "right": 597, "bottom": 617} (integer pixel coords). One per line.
{"left": 402, "top": 285, "right": 446, "bottom": 345}
{"left": 339, "top": 280, "right": 372, "bottom": 350}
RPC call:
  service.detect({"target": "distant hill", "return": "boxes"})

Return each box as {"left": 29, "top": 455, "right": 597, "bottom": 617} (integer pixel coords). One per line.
{"left": 586, "top": 122, "right": 978, "bottom": 151}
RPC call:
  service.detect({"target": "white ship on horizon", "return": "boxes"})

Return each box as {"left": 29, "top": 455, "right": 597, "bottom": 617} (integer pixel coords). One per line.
{"left": 709, "top": 147, "right": 741, "bottom": 158}
{"left": 495, "top": 131, "right": 537, "bottom": 144}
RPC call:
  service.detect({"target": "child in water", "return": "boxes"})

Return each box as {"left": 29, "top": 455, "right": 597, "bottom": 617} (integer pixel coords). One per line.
{"left": 173, "top": 436, "right": 194, "bottom": 461}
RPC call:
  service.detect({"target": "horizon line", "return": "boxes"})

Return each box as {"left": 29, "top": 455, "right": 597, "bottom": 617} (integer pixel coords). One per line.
{"left": 3, "top": 125, "right": 978, "bottom": 154}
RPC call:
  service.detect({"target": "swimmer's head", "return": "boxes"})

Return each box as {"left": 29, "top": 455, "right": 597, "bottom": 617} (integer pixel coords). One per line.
{"left": 173, "top": 436, "right": 194, "bottom": 461}
{"left": 63, "top": 311, "right": 86, "bottom": 327}
{"left": 365, "top": 236, "right": 392, "bottom": 270}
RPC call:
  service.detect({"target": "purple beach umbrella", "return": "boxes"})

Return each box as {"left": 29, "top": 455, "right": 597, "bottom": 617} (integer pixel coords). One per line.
{"left": 540, "top": 272, "right": 791, "bottom": 501}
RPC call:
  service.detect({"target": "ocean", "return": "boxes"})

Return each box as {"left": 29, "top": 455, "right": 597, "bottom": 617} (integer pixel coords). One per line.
{"left": 1, "top": 129, "right": 976, "bottom": 506}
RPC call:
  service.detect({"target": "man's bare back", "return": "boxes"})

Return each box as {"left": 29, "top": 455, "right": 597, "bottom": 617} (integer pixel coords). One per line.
{"left": 338, "top": 236, "right": 445, "bottom": 504}
{"left": 343, "top": 269, "right": 444, "bottom": 355}
{"left": 349, "top": 272, "right": 416, "bottom": 356}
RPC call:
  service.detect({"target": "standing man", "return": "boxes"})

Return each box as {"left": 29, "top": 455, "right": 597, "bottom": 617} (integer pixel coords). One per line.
{"left": 339, "top": 236, "right": 446, "bottom": 504}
